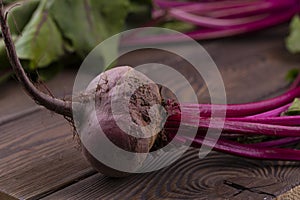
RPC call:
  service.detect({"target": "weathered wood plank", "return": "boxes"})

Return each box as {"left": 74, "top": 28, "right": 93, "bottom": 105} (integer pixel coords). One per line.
{"left": 0, "top": 69, "right": 77, "bottom": 118}
{"left": 42, "top": 151, "right": 300, "bottom": 200}
{"left": 0, "top": 109, "right": 95, "bottom": 199}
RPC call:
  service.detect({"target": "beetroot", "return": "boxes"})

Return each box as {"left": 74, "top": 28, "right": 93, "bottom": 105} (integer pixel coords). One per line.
{"left": 77, "top": 66, "right": 165, "bottom": 177}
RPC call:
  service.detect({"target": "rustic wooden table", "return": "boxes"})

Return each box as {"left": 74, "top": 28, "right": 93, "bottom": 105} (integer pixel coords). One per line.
{"left": 1, "top": 24, "right": 300, "bottom": 200}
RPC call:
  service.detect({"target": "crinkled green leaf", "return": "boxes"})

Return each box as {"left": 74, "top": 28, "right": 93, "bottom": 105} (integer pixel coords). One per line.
{"left": 0, "top": 36, "right": 17, "bottom": 70}
{"left": 162, "top": 21, "right": 196, "bottom": 32}
{"left": 0, "top": 1, "right": 39, "bottom": 82}
{"left": 0, "top": 0, "right": 39, "bottom": 69}
{"left": 49, "top": 0, "right": 130, "bottom": 58}
{"left": 0, "top": 39, "right": 9, "bottom": 70}
{"left": 6, "top": 0, "right": 40, "bottom": 35}
{"left": 15, "top": 0, "right": 64, "bottom": 69}
{"left": 286, "top": 16, "right": 300, "bottom": 53}
{"left": 284, "top": 98, "right": 300, "bottom": 116}
{"left": 3, "top": 0, "right": 17, "bottom": 4}
{"left": 128, "top": 1, "right": 151, "bottom": 14}
{"left": 0, "top": 0, "right": 148, "bottom": 84}
{"left": 92, "top": 0, "right": 130, "bottom": 35}
{"left": 286, "top": 68, "right": 299, "bottom": 83}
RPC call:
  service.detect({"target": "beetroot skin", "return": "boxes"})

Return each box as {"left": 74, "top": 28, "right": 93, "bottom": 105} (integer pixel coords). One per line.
{"left": 77, "top": 66, "right": 166, "bottom": 177}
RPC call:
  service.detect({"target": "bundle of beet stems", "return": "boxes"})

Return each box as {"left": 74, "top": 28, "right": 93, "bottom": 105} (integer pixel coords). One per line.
{"left": 165, "top": 88, "right": 300, "bottom": 160}
{"left": 1, "top": 1, "right": 300, "bottom": 177}
{"left": 125, "top": 0, "right": 300, "bottom": 45}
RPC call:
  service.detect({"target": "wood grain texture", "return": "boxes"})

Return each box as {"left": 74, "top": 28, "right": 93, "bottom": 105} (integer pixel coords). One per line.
{"left": 0, "top": 109, "right": 95, "bottom": 199}
{"left": 42, "top": 151, "right": 300, "bottom": 200}
{"left": 0, "top": 24, "right": 300, "bottom": 200}
{"left": 0, "top": 69, "right": 96, "bottom": 199}
{"left": 0, "top": 69, "right": 76, "bottom": 118}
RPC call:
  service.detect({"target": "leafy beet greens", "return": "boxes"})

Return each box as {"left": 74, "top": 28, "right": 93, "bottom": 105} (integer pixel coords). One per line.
{"left": 0, "top": 0, "right": 151, "bottom": 82}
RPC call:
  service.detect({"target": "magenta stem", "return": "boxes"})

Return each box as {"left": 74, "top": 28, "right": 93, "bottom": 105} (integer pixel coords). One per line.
{"left": 152, "top": 0, "right": 260, "bottom": 19}
{"left": 245, "top": 103, "right": 291, "bottom": 118}
{"left": 204, "top": 0, "right": 296, "bottom": 18}
{"left": 168, "top": 8, "right": 266, "bottom": 28}
{"left": 165, "top": 116, "right": 300, "bottom": 137}
{"left": 227, "top": 116, "right": 300, "bottom": 126}
{"left": 153, "top": 0, "right": 261, "bottom": 10}
{"left": 179, "top": 87, "right": 300, "bottom": 117}
{"left": 179, "top": 135, "right": 300, "bottom": 161}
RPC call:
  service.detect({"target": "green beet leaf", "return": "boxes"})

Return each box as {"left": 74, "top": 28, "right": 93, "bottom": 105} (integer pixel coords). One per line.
{"left": 286, "top": 68, "right": 299, "bottom": 83}
{"left": 3, "top": 0, "right": 17, "bottom": 4}
{"left": 0, "top": 38, "right": 10, "bottom": 70}
{"left": 49, "top": 0, "right": 130, "bottom": 58}
{"left": 284, "top": 98, "right": 300, "bottom": 116}
{"left": 15, "top": 0, "right": 65, "bottom": 69}
{"left": 0, "top": 0, "right": 40, "bottom": 76}
{"left": 0, "top": 36, "right": 17, "bottom": 83}
{"left": 286, "top": 16, "right": 300, "bottom": 53}
{"left": 6, "top": 0, "right": 40, "bottom": 35}
{"left": 162, "top": 21, "right": 196, "bottom": 32}
{"left": 0, "top": 0, "right": 148, "bottom": 83}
